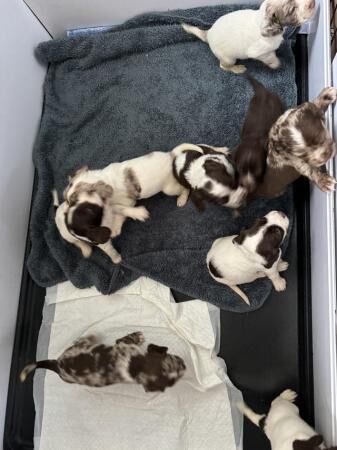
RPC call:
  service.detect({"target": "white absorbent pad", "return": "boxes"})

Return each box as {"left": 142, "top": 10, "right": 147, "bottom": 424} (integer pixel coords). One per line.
{"left": 33, "top": 277, "right": 243, "bottom": 450}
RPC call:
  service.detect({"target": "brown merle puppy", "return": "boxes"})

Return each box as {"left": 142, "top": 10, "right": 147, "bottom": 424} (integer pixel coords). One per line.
{"left": 20, "top": 332, "right": 186, "bottom": 392}
{"left": 254, "top": 87, "right": 337, "bottom": 199}
{"left": 238, "top": 389, "right": 337, "bottom": 450}
{"left": 172, "top": 143, "right": 247, "bottom": 211}
{"left": 207, "top": 211, "right": 289, "bottom": 305}
{"left": 233, "top": 76, "right": 284, "bottom": 194}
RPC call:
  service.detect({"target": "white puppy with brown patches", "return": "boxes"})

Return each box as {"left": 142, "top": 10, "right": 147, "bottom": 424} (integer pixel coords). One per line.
{"left": 59, "top": 149, "right": 189, "bottom": 261}
{"left": 206, "top": 211, "right": 289, "bottom": 304}
{"left": 238, "top": 390, "right": 336, "bottom": 450}
{"left": 182, "top": 0, "right": 315, "bottom": 74}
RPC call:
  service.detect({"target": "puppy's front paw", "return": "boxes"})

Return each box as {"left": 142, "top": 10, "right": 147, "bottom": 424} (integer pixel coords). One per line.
{"left": 273, "top": 277, "right": 286, "bottom": 292}
{"left": 278, "top": 260, "right": 289, "bottom": 272}
{"left": 316, "top": 172, "right": 336, "bottom": 192}
{"left": 112, "top": 253, "right": 122, "bottom": 264}
{"left": 280, "top": 389, "right": 297, "bottom": 403}
{"left": 177, "top": 196, "right": 188, "bottom": 207}
{"left": 132, "top": 206, "right": 150, "bottom": 221}
{"left": 319, "top": 87, "right": 337, "bottom": 104}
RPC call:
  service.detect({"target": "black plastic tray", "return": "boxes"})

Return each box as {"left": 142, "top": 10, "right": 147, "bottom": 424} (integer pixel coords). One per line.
{"left": 4, "top": 35, "right": 312, "bottom": 450}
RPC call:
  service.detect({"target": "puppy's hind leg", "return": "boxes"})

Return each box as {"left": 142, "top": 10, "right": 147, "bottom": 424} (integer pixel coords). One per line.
{"left": 237, "top": 401, "right": 266, "bottom": 429}
{"left": 257, "top": 51, "right": 281, "bottom": 69}
{"left": 99, "top": 241, "right": 122, "bottom": 264}
{"left": 229, "top": 285, "right": 250, "bottom": 305}
{"left": 218, "top": 56, "right": 246, "bottom": 74}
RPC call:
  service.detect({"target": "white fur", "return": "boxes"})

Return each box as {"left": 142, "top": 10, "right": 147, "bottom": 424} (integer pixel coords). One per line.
{"left": 238, "top": 390, "right": 324, "bottom": 450}
{"left": 182, "top": 0, "right": 315, "bottom": 73}
{"left": 206, "top": 211, "right": 289, "bottom": 304}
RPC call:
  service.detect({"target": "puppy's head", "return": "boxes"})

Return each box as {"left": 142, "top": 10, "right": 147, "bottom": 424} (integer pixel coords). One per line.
{"left": 280, "top": 103, "right": 336, "bottom": 167}
{"left": 67, "top": 197, "right": 111, "bottom": 245}
{"left": 64, "top": 166, "right": 113, "bottom": 207}
{"left": 234, "top": 211, "right": 289, "bottom": 268}
{"left": 262, "top": 0, "right": 315, "bottom": 37}
{"left": 130, "top": 344, "right": 186, "bottom": 392}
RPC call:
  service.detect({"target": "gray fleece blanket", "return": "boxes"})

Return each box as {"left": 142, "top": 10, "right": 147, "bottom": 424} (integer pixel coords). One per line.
{"left": 27, "top": 4, "right": 297, "bottom": 312}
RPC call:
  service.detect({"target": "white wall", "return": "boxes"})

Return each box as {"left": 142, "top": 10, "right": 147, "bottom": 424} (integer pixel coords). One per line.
{"left": 23, "top": 0, "right": 261, "bottom": 37}
{"left": 0, "top": 0, "right": 49, "bottom": 441}
{"left": 307, "top": 0, "right": 337, "bottom": 445}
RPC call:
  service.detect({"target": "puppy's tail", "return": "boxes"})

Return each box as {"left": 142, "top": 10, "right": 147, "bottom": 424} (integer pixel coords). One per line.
{"left": 182, "top": 23, "right": 208, "bottom": 42}
{"left": 237, "top": 401, "right": 266, "bottom": 429}
{"left": 171, "top": 143, "right": 204, "bottom": 158}
{"left": 52, "top": 189, "right": 60, "bottom": 208}
{"left": 229, "top": 285, "right": 250, "bottom": 305}
{"left": 20, "top": 360, "right": 59, "bottom": 382}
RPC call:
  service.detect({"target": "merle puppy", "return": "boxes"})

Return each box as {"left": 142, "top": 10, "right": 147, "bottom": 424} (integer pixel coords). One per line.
{"left": 254, "top": 86, "right": 337, "bottom": 198}
{"left": 173, "top": 143, "right": 247, "bottom": 211}
{"left": 20, "top": 332, "right": 186, "bottom": 392}
{"left": 233, "top": 76, "right": 284, "bottom": 194}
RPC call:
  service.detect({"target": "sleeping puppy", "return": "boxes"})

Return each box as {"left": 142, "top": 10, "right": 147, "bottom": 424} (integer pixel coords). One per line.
{"left": 54, "top": 194, "right": 122, "bottom": 264}
{"left": 238, "top": 389, "right": 337, "bottom": 450}
{"left": 206, "top": 211, "right": 289, "bottom": 305}
{"left": 20, "top": 332, "right": 186, "bottom": 392}
{"left": 172, "top": 143, "right": 247, "bottom": 211}
{"left": 233, "top": 76, "right": 284, "bottom": 194}
{"left": 182, "top": 0, "right": 315, "bottom": 74}
{"left": 63, "top": 149, "right": 189, "bottom": 228}
{"left": 254, "top": 86, "right": 337, "bottom": 198}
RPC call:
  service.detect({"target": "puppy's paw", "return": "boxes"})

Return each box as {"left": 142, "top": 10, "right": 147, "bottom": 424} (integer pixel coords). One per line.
{"left": 273, "top": 276, "right": 286, "bottom": 292}
{"left": 177, "top": 196, "right": 188, "bottom": 207}
{"left": 278, "top": 260, "right": 289, "bottom": 272}
{"left": 319, "top": 87, "right": 337, "bottom": 104}
{"left": 112, "top": 253, "right": 122, "bottom": 264}
{"left": 132, "top": 206, "right": 150, "bottom": 221}
{"left": 230, "top": 64, "right": 247, "bottom": 74}
{"left": 268, "top": 57, "right": 281, "bottom": 69}
{"left": 280, "top": 389, "right": 297, "bottom": 403}
{"left": 316, "top": 172, "right": 337, "bottom": 193}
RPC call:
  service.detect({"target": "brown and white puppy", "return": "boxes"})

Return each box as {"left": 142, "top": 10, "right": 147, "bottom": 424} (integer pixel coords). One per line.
{"left": 20, "top": 332, "right": 186, "bottom": 392}
{"left": 63, "top": 150, "right": 189, "bottom": 241}
{"left": 182, "top": 0, "right": 315, "bottom": 74}
{"left": 238, "top": 389, "right": 337, "bottom": 450}
{"left": 206, "top": 211, "right": 289, "bottom": 304}
{"left": 173, "top": 143, "right": 247, "bottom": 211}
{"left": 233, "top": 76, "right": 284, "bottom": 194}
{"left": 254, "top": 87, "right": 337, "bottom": 198}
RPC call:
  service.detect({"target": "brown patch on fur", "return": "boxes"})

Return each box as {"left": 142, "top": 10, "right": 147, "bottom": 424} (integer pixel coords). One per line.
{"left": 124, "top": 168, "right": 142, "bottom": 200}
{"left": 68, "top": 181, "right": 113, "bottom": 206}
{"left": 233, "top": 217, "right": 268, "bottom": 245}
{"left": 261, "top": 0, "right": 311, "bottom": 37}
{"left": 293, "top": 435, "right": 323, "bottom": 450}
{"left": 253, "top": 165, "right": 299, "bottom": 199}
{"left": 257, "top": 225, "right": 284, "bottom": 268}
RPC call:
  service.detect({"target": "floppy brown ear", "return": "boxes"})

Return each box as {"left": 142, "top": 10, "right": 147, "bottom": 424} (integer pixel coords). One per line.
{"left": 293, "top": 434, "right": 323, "bottom": 450}
{"left": 87, "top": 226, "right": 111, "bottom": 244}
{"left": 147, "top": 344, "right": 168, "bottom": 355}
{"left": 261, "top": 6, "right": 283, "bottom": 37}
{"left": 190, "top": 191, "right": 205, "bottom": 212}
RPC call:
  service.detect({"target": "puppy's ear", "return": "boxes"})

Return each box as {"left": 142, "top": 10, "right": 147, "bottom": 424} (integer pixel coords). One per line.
{"left": 233, "top": 229, "right": 246, "bottom": 245}
{"left": 87, "top": 226, "right": 111, "bottom": 244}
{"left": 190, "top": 191, "right": 205, "bottom": 212}
{"left": 293, "top": 435, "right": 324, "bottom": 450}
{"left": 147, "top": 344, "right": 168, "bottom": 355}
{"left": 261, "top": 6, "right": 283, "bottom": 37}
{"left": 93, "top": 181, "right": 113, "bottom": 203}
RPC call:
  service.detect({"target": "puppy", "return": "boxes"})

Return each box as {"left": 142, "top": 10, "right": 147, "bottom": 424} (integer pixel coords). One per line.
{"left": 54, "top": 195, "right": 122, "bottom": 264}
{"left": 254, "top": 87, "right": 337, "bottom": 198}
{"left": 172, "top": 143, "right": 247, "bottom": 211}
{"left": 238, "top": 389, "right": 337, "bottom": 450}
{"left": 20, "top": 332, "right": 186, "bottom": 392}
{"left": 63, "top": 149, "right": 189, "bottom": 228}
{"left": 206, "top": 211, "right": 289, "bottom": 305}
{"left": 233, "top": 76, "right": 284, "bottom": 194}
{"left": 182, "top": 0, "right": 315, "bottom": 74}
